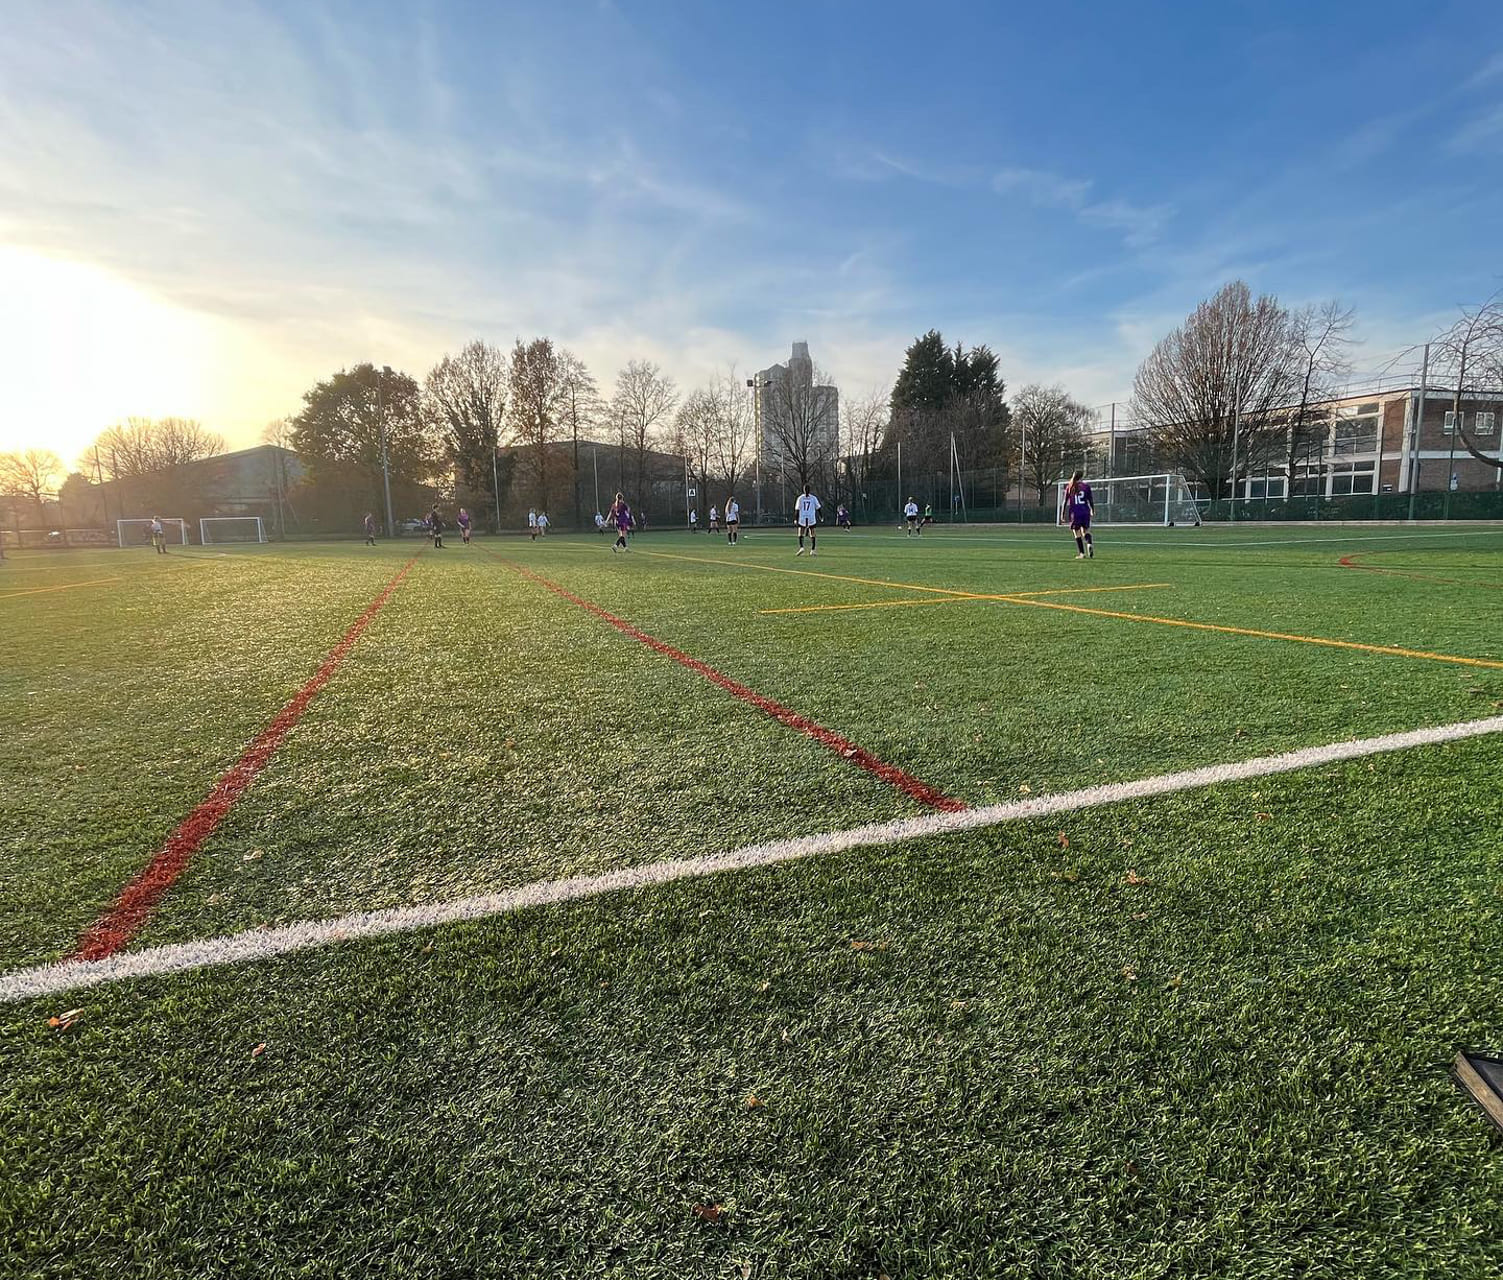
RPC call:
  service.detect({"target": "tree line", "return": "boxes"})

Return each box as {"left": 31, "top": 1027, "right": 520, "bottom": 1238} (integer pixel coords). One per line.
{"left": 8, "top": 290, "right": 1501, "bottom": 535}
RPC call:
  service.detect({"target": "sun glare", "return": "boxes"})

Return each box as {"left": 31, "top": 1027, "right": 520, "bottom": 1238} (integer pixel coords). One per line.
{"left": 0, "top": 247, "right": 221, "bottom": 465}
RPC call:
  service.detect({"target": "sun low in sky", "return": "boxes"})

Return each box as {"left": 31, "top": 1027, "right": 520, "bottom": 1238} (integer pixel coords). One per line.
{"left": 2, "top": 0, "right": 1501, "bottom": 466}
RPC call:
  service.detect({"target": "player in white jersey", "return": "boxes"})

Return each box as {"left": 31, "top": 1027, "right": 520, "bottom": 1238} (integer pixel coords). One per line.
{"left": 708, "top": 505, "right": 719, "bottom": 533}
{"left": 689, "top": 507, "right": 698, "bottom": 532}
{"left": 794, "top": 485, "right": 822, "bottom": 556}
{"left": 903, "top": 498, "right": 920, "bottom": 535}
{"left": 528, "top": 509, "right": 538, "bottom": 540}
{"left": 724, "top": 497, "right": 740, "bottom": 544}
{"left": 537, "top": 511, "right": 549, "bottom": 537}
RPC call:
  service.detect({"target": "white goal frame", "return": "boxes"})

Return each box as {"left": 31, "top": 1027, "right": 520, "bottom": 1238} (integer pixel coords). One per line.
{"left": 1055, "top": 472, "right": 1203, "bottom": 527}
{"left": 118, "top": 518, "right": 188, "bottom": 548}
{"left": 200, "top": 516, "right": 268, "bottom": 545}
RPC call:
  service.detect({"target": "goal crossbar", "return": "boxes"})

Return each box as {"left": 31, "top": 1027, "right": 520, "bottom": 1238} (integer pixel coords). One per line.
{"left": 1055, "top": 472, "right": 1202, "bottom": 527}
{"left": 118, "top": 518, "right": 188, "bottom": 547}
{"left": 200, "top": 516, "right": 267, "bottom": 545}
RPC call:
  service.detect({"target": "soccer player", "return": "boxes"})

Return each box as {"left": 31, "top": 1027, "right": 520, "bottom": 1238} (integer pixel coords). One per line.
{"left": 537, "top": 511, "right": 549, "bottom": 537}
{"left": 150, "top": 517, "right": 166, "bottom": 554}
{"left": 689, "top": 507, "right": 698, "bottom": 533}
{"left": 836, "top": 503, "right": 851, "bottom": 529}
{"left": 923, "top": 502, "right": 933, "bottom": 528}
{"left": 457, "top": 507, "right": 471, "bottom": 544}
{"left": 1062, "top": 470, "right": 1095, "bottom": 558}
{"left": 724, "top": 496, "right": 740, "bottom": 545}
{"left": 363, "top": 512, "right": 377, "bottom": 545}
{"left": 794, "top": 484, "right": 821, "bottom": 556}
{"left": 903, "top": 498, "right": 919, "bottom": 535}
{"left": 429, "top": 506, "right": 445, "bottom": 549}
{"left": 607, "top": 493, "right": 632, "bottom": 552}
{"left": 708, "top": 505, "right": 719, "bottom": 534}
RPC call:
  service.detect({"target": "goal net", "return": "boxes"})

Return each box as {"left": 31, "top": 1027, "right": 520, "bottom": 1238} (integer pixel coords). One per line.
{"left": 118, "top": 518, "right": 188, "bottom": 547}
{"left": 1055, "top": 473, "right": 1203, "bottom": 527}
{"left": 201, "top": 516, "right": 267, "bottom": 545}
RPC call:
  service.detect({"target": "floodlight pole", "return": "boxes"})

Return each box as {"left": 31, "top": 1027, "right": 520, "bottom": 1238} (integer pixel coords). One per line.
{"left": 377, "top": 369, "right": 395, "bottom": 538}
{"left": 1228, "top": 392, "right": 1242, "bottom": 523}
{"left": 491, "top": 445, "right": 502, "bottom": 533}
{"left": 1407, "top": 343, "right": 1429, "bottom": 522}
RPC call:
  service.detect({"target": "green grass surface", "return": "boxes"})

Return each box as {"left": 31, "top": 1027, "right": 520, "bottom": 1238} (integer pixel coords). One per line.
{"left": 3, "top": 524, "right": 1503, "bottom": 1277}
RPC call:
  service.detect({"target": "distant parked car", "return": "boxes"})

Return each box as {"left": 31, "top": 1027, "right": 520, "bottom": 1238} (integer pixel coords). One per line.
{"left": 401, "top": 518, "right": 429, "bottom": 534}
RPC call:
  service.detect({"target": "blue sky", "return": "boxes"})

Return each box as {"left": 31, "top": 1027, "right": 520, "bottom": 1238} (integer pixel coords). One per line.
{"left": 2, "top": 0, "right": 1501, "bottom": 459}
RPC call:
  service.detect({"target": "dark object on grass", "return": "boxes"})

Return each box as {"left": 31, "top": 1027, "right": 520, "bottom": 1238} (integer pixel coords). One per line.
{"left": 1453, "top": 1051, "right": 1503, "bottom": 1137}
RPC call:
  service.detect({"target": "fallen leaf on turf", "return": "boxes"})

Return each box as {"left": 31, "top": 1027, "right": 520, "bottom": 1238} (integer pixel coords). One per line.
{"left": 757, "top": 980, "right": 771, "bottom": 993}
{"left": 1051, "top": 870, "right": 1079, "bottom": 882}
{"left": 744, "top": 1094, "right": 764, "bottom": 1110}
{"left": 1121, "top": 965, "right": 1138, "bottom": 982}
{"left": 1255, "top": 812, "right": 1273, "bottom": 822}
{"left": 949, "top": 1000, "right": 967, "bottom": 1011}
{"left": 1123, "top": 869, "right": 1149, "bottom": 886}
{"left": 1165, "top": 974, "right": 1184, "bottom": 989}
{"left": 58, "top": 1008, "right": 81, "bottom": 1022}
{"left": 849, "top": 939, "right": 887, "bottom": 952}
{"left": 693, "top": 1203, "right": 725, "bottom": 1223}
{"left": 1018, "top": 782, "right": 1031, "bottom": 794}
{"left": 250, "top": 1043, "right": 266, "bottom": 1058}
{"left": 1057, "top": 831, "right": 1069, "bottom": 849}
{"left": 1131, "top": 911, "right": 1149, "bottom": 921}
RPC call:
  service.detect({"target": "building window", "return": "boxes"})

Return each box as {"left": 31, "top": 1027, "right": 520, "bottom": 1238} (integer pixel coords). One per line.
{"left": 1330, "top": 462, "right": 1376, "bottom": 496}
{"left": 1444, "top": 411, "right": 1461, "bottom": 433}
{"left": 1333, "top": 416, "right": 1378, "bottom": 456}
{"left": 1476, "top": 412, "right": 1496, "bottom": 436}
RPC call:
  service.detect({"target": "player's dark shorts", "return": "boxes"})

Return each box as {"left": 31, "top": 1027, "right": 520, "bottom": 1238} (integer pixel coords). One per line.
{"left": 1069, "top": 512, "right": 1091, "bottom": 531}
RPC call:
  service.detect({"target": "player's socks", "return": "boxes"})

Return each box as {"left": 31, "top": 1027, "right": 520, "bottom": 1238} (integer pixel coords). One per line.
{"left": 1086, "top": 534, "right": 1094, "bottom": 557}
{"left": 1074, "top": 535, "right": 1084, "bottom": 555}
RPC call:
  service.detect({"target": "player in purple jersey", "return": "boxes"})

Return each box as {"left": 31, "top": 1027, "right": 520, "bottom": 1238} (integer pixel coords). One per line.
{"left": 457, "top": 507, "right": 471, "bottom": 544}
{"left": 363, "top": 512, "right": 377, "bottom": 545}
{"left": 608, "top": 493, "right": 632, "bottom": 552}
{"left": 1062, "top": 470, "right": 1094, "bottom": 558}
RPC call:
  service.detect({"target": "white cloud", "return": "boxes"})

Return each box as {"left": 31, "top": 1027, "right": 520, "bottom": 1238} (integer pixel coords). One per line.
{"left": 991, "top": 167, "right": 1172, "bottom": 247}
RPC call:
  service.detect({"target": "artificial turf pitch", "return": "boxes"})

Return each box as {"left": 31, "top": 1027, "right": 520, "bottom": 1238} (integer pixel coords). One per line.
{"left": 2, "top": 524, "right": 1502, "bottom": 1278}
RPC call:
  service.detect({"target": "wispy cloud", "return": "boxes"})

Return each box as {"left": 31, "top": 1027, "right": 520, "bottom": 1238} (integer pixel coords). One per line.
{"left": 1449, "top": 104, "right": 1503, "bottom": 153}
{"left": 991, "top": 167, "right": 1172, "bottom": 247}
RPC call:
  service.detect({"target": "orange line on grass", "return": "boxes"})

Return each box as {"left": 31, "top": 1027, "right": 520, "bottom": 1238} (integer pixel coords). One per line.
{"left": 1000, "top": 595, "right": 1503, "bottom": 670}
{"left": 0, "top": 576, "right": 122, "bottom": 600}
{"left": 760, "top": 582, "right": 1173, "bottom": 615}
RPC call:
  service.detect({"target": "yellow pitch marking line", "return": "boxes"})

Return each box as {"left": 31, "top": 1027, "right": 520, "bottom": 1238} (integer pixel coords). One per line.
{"left": 1002, "top": 596, "right": 1503, "bottom": 671}
{"left": 637, "top": 548, "right": 995, "bottom": 599}
{"left": 640, "top": 547, "right": 1501, "bottom": 670}
{"left": 761, "top": 582, "right": 1174, "bottom": 615}
{"left": 0, "top": 576, "right": 123, "bottom": 600}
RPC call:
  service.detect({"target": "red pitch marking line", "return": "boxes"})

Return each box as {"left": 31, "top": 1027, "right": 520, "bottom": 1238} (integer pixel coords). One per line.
{"left": 67, "top": 556, "right": 421, "bottom": 964}
{"left": 1338, "top": 553, "right": 1502, "bottom": 590}
{"left": 6, "top": 712, "right": 1502, "bottom": 1004}
{"left": 500, "top": 558, "right": 965, "bottom": 813}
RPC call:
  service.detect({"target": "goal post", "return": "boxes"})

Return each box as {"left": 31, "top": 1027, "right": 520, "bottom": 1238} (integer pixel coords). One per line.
{"left": 118, "top": 518, "right": 188, "bottom": 547}
{"left": 1055, "top": 473, "right": 1203, "bottom": 527}
{"left": 200, "top": 516, "right": 267, "bottom": 545}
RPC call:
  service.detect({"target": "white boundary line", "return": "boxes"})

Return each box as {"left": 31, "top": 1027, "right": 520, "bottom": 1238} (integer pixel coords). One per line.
{"left": 5, "top": 714, "right": 1502, "bottom": 1005}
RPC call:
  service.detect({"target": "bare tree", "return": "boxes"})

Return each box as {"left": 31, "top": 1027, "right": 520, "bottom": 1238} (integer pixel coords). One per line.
{"left": 763, "top": 363, "right": 838, "bottom": 494}
{"left": 92, "top": 417, "right": 224, "bottom": 478}
{"left": 260, "top": 417, "right": 298, "bottom": 539}
{"left": 840, "top": 386, "right": 889, "bottom": 512}
{"left": 611, "top": 360, "right": 678, "bottom": 507}
{"left": 1430, "top": 292, "right": 1503, "bottom": 472}
{"left": 672, "top": 387, "right": 719, "bottom": 520}
{"left": 557, "top": 349, "right": 601, "bottom": 529}
{"left": 426, "top": 341, "right": 509, "bottom": 521}
{"left": 1284, "top": 301, "right": 1357, "bottom": 489}
{"left": 708, "top": 366, "right": 755, "bottom": 498}
{"left": 1132, "top": 281, "right": 1303, "bottom": 497}
{"left": 0, "top": 449, "right": 64, "bottom": 525}
{"left": 1012, "top": 385, "right": 1093, "bottom": 503}
{"left": 509, "top": 338, "right": 564, "bottom": 509}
